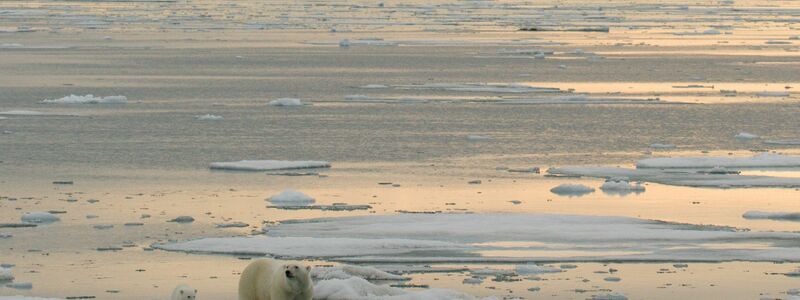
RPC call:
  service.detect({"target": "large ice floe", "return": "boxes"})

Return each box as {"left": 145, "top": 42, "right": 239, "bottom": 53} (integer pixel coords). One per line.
{"left": 313, "top": 277, "right": 493, "bottom": 300}
{"left": 154, "top": 213, "right": 800, "bottom": 263}
{"left": 41, "top": 94, "right": 127, "bottom": 104}
{"left": 743, "top": 211, "right": 800, "bottom": 221}
{"left": 549, "top": 184, "right": 595, "bottom": 196}
{"left": 548, "top": 166, "right": 800, "bottom": 188}
{"left": 209, "top": 160, "right": 330, "bottom": 171}
{"left": 636, "top": 153, "right": 800, "bottom": 169}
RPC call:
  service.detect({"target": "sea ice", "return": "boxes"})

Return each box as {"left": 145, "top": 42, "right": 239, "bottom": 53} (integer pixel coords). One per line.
{"left": 313, "top": 277, "right": 490, "bottom": 300}
{"left": 764, "top": 139, "right": 800, "bottom": 146}
{"left": 268, "top": 190, "right": 315, "bottom": 206}
{"left": 312, "top": 264, "right": 405, "bottom": 281}
{"left": 743, "top": 211, "right": 800, "bottom": 221}
{"left": 649, "top": 143, "right": 676, "bottom": 149}
{"left": 515, "top": 265, "right": 561, "bottom": 275}
{"left": 268, "top": 98, "right": 305, "bottom": 106}
{"left": 195, "top": 114, "right": 223, "bottom": 120}
{"left": 756, "top": 91, "right": 790, "bottom": 97}
{"left": 548, "top": 166, "right": 800, "bottom": 188}
{"left": 0, "top": 268, "right": 13, "bottom": 281}
{"left": 637, "top": 153, "right": 800, "bottom": 169}
{"left": 155, "top": 213, "right": 800, "bottom": 263}
{"left": 466, "top": 135, "right": 491, "bottom": 141}
{"left": 735, "top": 132, "right": 759, "bottom": 140}
{"left": 393, "top": 83, "right": 561, "bottom": 94}
{"left": 42, "top": 94, "right": 127, "bottom": 104}
{"left": 550, "top": 184, "right": 595, "bottom": 196}
{"left": 209, "top": 160, "right": 331, "bottom": 171}
{"left": 600, "top": 178, "right": 645, "bottom": 195}
{"left": 20, "top": 212, "right": 59, "bottom": 224}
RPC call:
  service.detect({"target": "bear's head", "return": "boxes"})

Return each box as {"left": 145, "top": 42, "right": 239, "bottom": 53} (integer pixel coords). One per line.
{"left": 282, "top": 263, "right": 312, "bottom": 291}
{"left": 178, "top": 288, "right": 197, "bottom": 300}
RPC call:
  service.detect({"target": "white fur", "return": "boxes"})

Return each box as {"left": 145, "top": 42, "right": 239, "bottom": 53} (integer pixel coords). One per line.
{"left": 170, "top": 284, "right": 197, "bottom": 300}
{"left": 238, "top": 258, "right": 313, "bottom": 300}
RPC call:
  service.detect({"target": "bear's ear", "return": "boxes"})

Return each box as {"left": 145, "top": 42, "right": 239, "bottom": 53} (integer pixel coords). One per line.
{"left": 180, "top": 290, "right": 184, "bottom": 294}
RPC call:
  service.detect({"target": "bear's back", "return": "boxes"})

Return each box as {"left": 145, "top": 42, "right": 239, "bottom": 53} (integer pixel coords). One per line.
{"left": 239, "top": 258, "right": 279, "bottom": 300}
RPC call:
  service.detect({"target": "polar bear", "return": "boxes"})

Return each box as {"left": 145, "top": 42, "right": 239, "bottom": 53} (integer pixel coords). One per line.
{"left": 170, "top": 284, "right": 197, "bottom": 300}
{"left": 238, "top": 258, "right": 313, "bottom": 300}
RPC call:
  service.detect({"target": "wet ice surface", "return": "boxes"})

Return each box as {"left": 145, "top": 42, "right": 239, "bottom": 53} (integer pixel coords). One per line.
{"left": 2, "top": 0, "right": 800, "bottom": 299}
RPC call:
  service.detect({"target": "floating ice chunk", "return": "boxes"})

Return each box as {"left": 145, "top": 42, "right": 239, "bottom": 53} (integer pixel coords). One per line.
{"left": 216, "top": 222, "right": 249, "bottom": 228}
{"left": 637, "top": 153, "right": 800, "bottom": 169}
{"left": 359, "top": 84, "right": 388, "bottom": 89}
{"left": 195, "top": 114, "right": 222, "bottom": 120}
{"left": 765, "top": 139, "right": 800, "bottom": 146}
{"left": 756, "top": 91, "right": 790, "bottom": 97}
{"left": 168, "top": 216, "right": 195, "bottom": 223}
{"left": 650, "top": 143, "right": 676, "bottom": 149}
{"left": 0, "top": 43, "right": 22, "bottom": 48}
{"left": 268, "top": 98, "right": 305, "bottom": 106}
{"left": 21, "top": 212, "right": 59, "bottom": 224}
{"left": 703, "top": 29, "right": 721, "bottom": 35}
{"left": 209, "top": 160, "right": 330, "bottom": 171}
{"left": 549, "top": 166, "right": 800, "bottom": 188}
{"left": 550, "top": 184, "right": 595, "bottom": 196}
{"left": 600, "top": 179, "right": 645, "bottom": 195}
{"left": 466, "top": 135, "right": 491, "bottom": 141}
{"left": 515, "top": 264, "right": 561, "bottom": 275}
{"left": 0, "top": 268, "right": 13, "bottom": 281}
{"left": 313, "top": 277, "right": 488, "bottom": 300}
{"left": 591, "top": 293, "right": 628, "bottom": 300}
{"left": 735, "top": 132, "right": 759, "bottom": 140}
{"left": 93, "top": 224, "right": 114, "bottom": 230}
{"left": 743, "top": 211, "right": 800, "bottom": 221}
{"left": 5, "top": 282, "right": 33, "bottom": 290}
{"left": 339, "top": 39, "right": 350, "bottom": 48}
{"left": 312, "top": 264, "right": 405, "bottom": 281}
{"left": 268, "top": 190, "right": 315, "bottom": 206}
{"left": 42, "top": 94, "right": 127, "bottom": 104}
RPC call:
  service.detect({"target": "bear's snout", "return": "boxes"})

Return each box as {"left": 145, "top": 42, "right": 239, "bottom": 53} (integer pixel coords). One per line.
{"left": 285, "top": 270, "right": 294, "bottom": 278}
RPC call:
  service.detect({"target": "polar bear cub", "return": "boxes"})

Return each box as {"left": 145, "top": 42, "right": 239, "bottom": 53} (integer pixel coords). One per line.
{"left": 238, "top": 258, "right": 313, "bottom": 300}
{"left": 170, "top": 284, "right": 197, "bottom": 300}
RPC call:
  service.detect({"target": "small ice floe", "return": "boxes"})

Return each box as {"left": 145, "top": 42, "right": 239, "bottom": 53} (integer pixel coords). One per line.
{"left": 268, "top": 190, "right": 315, "bottom": 206}
{"left": 195, "top": 114, "right": 222, "bottom": 121}
{"left": 42, "top": 94, "right": 127, "bottom": 104}
{"left": 20, "top": 212, "right": 60, "bottom": 224}
{"left": 209, "top": 160, "right": 330, "bottom": 171}
{"left": 0, "top": 267, "right": 13, "bottom": 281}
{"left": 462, "top": 277, "right": 483, "bottom": 285}
{"left": 268, "top": 98, "right": 305, "bottom": 106}
{"left": 168, "top": 216, "right": 195, "bottom": 223}
{"left": 743, "top": 211, "right": 800, "bottom": 221}
{"left": 637, "top": 153, "right": 800, "bottom": 169}
{"left": 336, "top": 38, "right": 397, "bottom": 47}
{"left": 756, "top": 91, "right": 790, "bottom": 97}
{"left": 312, "top": 264, "right": 405, "bottom": 281}
{"left": 516, "top": 264, "right": 562, "bottom": 275}
{"left": 764, "top": 139, "right": 800, "bottom": 146}
{"left": 650, "top": 143, "right": 676, "bottom": 150}
{"left": 467, "top": 180, "right": 482, "bottom": 184}
{"left": 5, "top": 282, "right": 33, "bottom": 290}
{"left": 0, "top": 43, "right": 23, "bottom": 48}
{"left": 338, "top": 39, "right": 350, "bottom": 47}
{"left": 591, "top": 293, "right": 628, "bottom": 300}
{"left": 600, "top": 177, "right": 645, "bottom": 195}
{"left": 507, "top": 167, "right": 540, "bottom": 173}
{"left": 550, "top": 184, "right": 595, "bottom": 196}
{"left": 466, "top": 135, "right": 491, "bottom": 141}
{"left": 359, "top": 84, "right": 388, "bottom": 89}
{"left": 735, "top": 132, "right": 759, "bottom": 140}
{"left": 93, "top": 224, "right": 113, "bottom": 230}
{"left": 0, "top": 234, "right": 11, "bottom": 239}
{"left": 215, "top": 222, "right": 249, "bottom": 228}
{"left": 519, "top": 26, "right": 609, "bottom": 33}
{"left": 604, "top": 277, "right": 621, "bottom": 282}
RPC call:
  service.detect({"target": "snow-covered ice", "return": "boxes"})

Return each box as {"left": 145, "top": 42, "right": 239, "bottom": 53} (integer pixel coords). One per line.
{"left": 42, "top": 94, "right": 127, "bottom": 104}
{"left": 313, "top": 277, "right": 492, "bottom": 300}
{"left": 312, "top": 264, "right": 405, "bottom": 281}
{"left": 550, "top": 184, "right": 595, "bottom": 196}
{"left": 269, "top": 98, "right": 305, "bottom": 106}
{"left": 600, "top": 178, "right": 645, "bottom": 195}
{"left": 20, "top": 212, "right": 60, "bottom": 224}
{"left": 154, "top": 213, "right": 800, "bottom": 263}
{"left": 268, "top": 190, "right": 316, "bottom": 206}
{"left": 195, "top": 114, "right": 223, "bottom": 120}
{"left": 734, "top": 132, "right": 759, "bottom": 140}
{"left": 209, "top": 160, "right": 331, "bottom": 171}
{"left": 637, "top": 153, "right": 800, "bottom": 169}
{"left": 0, "top": 268, "right": 13, "bottom": 281}
{"left": 515, "top": 264, "right": 561, "bottom": 275}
